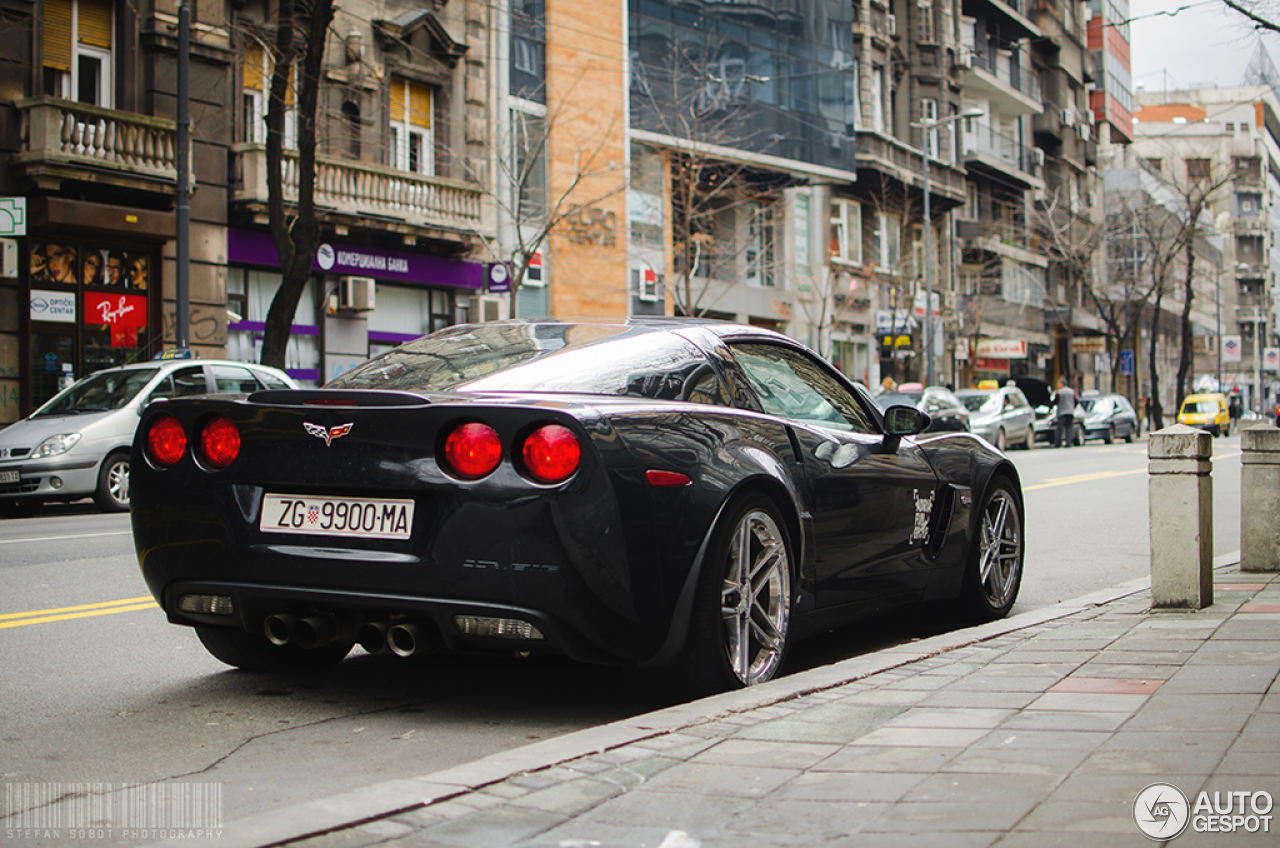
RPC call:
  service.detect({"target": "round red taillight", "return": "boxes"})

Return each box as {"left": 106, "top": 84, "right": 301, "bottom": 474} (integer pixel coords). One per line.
{"left": 147, "top": 414, "right": 187, "bottom": 467}
{"left": 522, "top": 424, "right": 580, "bottom": 484}
{"left": 444, "top": 422, "right": 502, "bottom": 479}
{"left": 199, "top": 415, "right": 241, "bottom": 469}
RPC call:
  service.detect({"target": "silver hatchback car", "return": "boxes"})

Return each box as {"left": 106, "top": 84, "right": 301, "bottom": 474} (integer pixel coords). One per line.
{"left": 0, "top": 358, "right": 295, "bottom": 517}
{"left": 954, "top": 384, "right": 1036, "bottom": 452}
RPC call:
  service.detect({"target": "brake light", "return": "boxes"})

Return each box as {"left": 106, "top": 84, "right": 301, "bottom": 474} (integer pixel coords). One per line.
{"left": 522, "top": 424, "right": 580, "bottom": 484}
{"left": 199, "top": 415, "right": 241, "bottom": 469}
{"left": 443, "top": 422, "right": 502, "bottom": 479}
{"left": 147, "top": 414, "right": 187, "bottom": 467}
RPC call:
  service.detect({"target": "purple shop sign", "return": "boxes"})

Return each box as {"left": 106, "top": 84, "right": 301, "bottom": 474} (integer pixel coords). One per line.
{"left": 228, "top": 229, "right": 484, "bottom": 290}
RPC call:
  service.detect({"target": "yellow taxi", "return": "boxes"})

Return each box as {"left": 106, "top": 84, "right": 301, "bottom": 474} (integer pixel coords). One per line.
{"left": 1177, "top": 392, "right": 1231, "bottom": 437}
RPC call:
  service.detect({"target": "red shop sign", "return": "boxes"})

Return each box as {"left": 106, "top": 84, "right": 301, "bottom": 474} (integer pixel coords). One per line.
{"left": 85, "top": 292, "right": 148, "bottom": 348}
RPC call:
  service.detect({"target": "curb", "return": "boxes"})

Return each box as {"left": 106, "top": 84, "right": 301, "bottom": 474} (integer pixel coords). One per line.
{"left": 159, "top": 553, "right": 1242, "bottom": 848}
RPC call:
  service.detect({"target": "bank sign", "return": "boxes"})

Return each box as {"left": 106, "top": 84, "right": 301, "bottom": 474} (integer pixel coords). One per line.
{"left": 30, "top": 290, "right": 76, "bottom": 323}
{"left": 228, "top": 230, "right": 485, "bottom": 290}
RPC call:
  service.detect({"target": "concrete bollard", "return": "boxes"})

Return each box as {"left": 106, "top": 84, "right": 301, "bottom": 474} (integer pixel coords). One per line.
{"left": 1148, "top": 424, "right": 1213, "bottom": 609}
{"left": 1241, "top": 424, "right": 1280, "bottom": 573}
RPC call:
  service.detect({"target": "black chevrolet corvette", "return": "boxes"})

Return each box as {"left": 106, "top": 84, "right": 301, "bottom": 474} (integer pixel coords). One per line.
{"left": 132, "top": 319, "right": 1024, "bottom": 698}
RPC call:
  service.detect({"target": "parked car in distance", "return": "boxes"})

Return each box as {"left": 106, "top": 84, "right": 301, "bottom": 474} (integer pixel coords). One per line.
{"left": 874, "top": 386, "right": 971, "bottom": 433}
{"left": 1078, "top": 393, "right": 1140, "bottom": 443}
{"left": 1177, "top": 392, "right": 1231, "bottom": 437}
{"left": 0, "top": 357, "right": 296, "bottom": 517}
{"left": 954, "top": 384, "right": 1036, "bottom": 451}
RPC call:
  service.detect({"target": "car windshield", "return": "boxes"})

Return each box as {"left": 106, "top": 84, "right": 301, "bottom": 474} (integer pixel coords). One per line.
{"left": 329, "top": 324, "right": 729, "bottom": 404}
{"left": 956, "top": 391, "right": 999, "bottom": 413}
{"left": 33, "top": 368, "right": 159, "bottom": 416}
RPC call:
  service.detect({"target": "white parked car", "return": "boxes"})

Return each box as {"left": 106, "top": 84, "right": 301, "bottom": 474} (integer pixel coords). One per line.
{"left": 0, "top": 358, "right": 295, "bottom": 517}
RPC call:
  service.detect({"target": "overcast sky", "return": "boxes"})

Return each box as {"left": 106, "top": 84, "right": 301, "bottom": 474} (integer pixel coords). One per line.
{"left": 1130, "top": 0, "right": 1280, "bottom": 92}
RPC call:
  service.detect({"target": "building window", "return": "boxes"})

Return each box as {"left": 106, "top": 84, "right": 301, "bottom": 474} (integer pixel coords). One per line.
{"left": 794, "top": 194, "right": 811, "bottom": 277}
{"left": 390, "top": 78, "right": 432, "bottom": 175}
{"left": 870, "top": 66, "right": 884, "bottom": 132}
{"left": 921, "top": 98, "right": 939, "bottom": 159}
{"left": 342, "top": 101, "right": 361, "bottom": 158}
{"left": 1186, "top": 158, "right": 1211, "bottom": 180}
{"left": 241, "top": 44, "right": 297, "bottom": 148}
{"left": 42, "top": 0, "right": 113, "bottom": 106}
{"left": 513, "top": 108, "right": 548, "bottom": 221}
{"left": 744, "top": 202, "right": 777, "bottom": 288}
{"left": 1144, "top": 157, "right": 1162, "bottom": 175}
{"left": 872, "top": 212, "right": 900, "bottom": 274}
{"left": 829, "top": 198, "right": 862, "bottom": 265}
{"left": 1236, "top": 192, "right": 1262, "bottom": 218}
{"left": 510, "top": 0, "right": 546, "bottom": 103}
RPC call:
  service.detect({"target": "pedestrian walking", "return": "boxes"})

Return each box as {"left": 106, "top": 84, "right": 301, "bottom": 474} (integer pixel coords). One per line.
{"left": 1053, "top": 376, "right": 1076, "bottom": 448}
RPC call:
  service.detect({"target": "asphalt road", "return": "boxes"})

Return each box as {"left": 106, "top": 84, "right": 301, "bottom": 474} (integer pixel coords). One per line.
{"left": 0, "top": 432, "right": 1246, "bottom": 843}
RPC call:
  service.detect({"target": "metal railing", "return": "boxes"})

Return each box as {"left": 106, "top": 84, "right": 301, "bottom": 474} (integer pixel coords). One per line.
{"left": 233, "top": 144, "right": 485, "bottom": 234}
{"left": 962, "top": 122, "right": 1036, "bottom": 175}
{"left": 967, "top": 46, "right": 1041, "bottom": 102}
{"left": 16, "top": 96, "right": 177, "bottom": 182}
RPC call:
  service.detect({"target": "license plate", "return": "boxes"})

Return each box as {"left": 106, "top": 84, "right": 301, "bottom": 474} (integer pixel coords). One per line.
{"left": 261, "top": 495, "right": 414, "bottom": 540}
{"left": 0, "top": 470, "right": 18, "bottom": 484}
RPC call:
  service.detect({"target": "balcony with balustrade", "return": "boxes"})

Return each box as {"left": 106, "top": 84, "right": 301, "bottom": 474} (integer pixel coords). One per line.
{"left": 232, "top": 144, "right": 492, "bottom": 244}
{"left": 963, "top": 122, "right": 1043, "bottom": 190}
{"left": 14, "top": 97, "right": 178, "bottom": 194}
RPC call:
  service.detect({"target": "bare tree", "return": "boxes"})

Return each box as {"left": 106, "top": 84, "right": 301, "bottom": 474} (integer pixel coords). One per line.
{"left": 470, "top": 71, "right": 627, "bottom": 311}
{"left": 1222, "top": 0, "right": 1280, "bottom": 33}
{"left": 254, "top": 0, "right": 335, "bottom": 370}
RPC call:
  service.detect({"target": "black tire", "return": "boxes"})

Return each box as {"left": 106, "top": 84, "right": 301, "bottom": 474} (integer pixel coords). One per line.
{"left": 1103, "top": 425, "right": 1114, "bottom": 445}
{"left": 993, "top": 428, "right": 1007, "bottom": 451}
{"left": 196, "top": 626, "right": 352, "bottom": 672}
{"left": 1016, "top": 426, "right": 1034, "bottom": 450}
{"left": 961, "top": 479, "right": 1024, "bottom": 622}
{"left": 94, "top": 452, "right": 130, "bottom": 512}
{"left": 1124, "top": 422, "right": 1136, "bottom": 443}
{"left": 1073, "top": 424, "right": 1084, "bottom": 446}
{"left": 658, "top": 494, "right": 794, "bottom": 701}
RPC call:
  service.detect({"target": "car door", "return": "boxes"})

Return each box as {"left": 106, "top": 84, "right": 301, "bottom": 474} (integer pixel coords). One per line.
{"left": 726, "top": 342, "right": 940, "bottom": 607}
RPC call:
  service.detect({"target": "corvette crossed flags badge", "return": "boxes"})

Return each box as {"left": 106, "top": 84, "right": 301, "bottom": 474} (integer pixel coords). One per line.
{"left": 304, "top": 422, "right": 354, "bottom": 446}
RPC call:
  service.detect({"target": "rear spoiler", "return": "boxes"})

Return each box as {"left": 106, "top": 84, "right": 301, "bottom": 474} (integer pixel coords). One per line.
{"left": 246, "top": 389, "right": 430, "bottom": 408}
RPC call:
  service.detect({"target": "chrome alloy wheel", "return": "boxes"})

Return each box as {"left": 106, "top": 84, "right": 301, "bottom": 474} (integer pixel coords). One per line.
{"left": 107, "top": 459, "right": 130, "bottom": 506}
{"left": 720, "top": 509, "right": 791, "bottom": 686}
{"left": 977, "top": 489, "right": 1021, "bottom": 608}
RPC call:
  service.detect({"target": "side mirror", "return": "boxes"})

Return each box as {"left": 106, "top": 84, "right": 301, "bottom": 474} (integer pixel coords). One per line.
{"left": 881, "top": 404, "right": 930, "bottom": 453}
{"left": 884, "top": 404, "right": 930, "bottom": 436}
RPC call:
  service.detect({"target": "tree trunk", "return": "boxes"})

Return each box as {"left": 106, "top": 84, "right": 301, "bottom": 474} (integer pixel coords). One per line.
{"left": 1148, "top": 289, "right": 1164, "bottom": 430}
{"left": 1175, "top": 237, "right": 1196, "bottom": 411}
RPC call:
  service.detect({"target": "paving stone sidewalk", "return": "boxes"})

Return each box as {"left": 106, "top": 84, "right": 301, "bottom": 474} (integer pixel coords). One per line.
{"left": 168, "top": 560, "right": 1280, "bottom": 848}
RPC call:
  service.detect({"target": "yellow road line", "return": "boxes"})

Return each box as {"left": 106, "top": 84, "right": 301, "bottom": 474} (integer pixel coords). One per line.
{"left": 0, "top": 603, "right": 158, "bottom": 629}
{"left": 1024, "top": 448, "right": 1243, "bottom": 491}
{"left": 1, "top": 602, "right": 156, "bottom": 627}
{"left": 1024, "top": 468, "right": 1146, "bottom": 491}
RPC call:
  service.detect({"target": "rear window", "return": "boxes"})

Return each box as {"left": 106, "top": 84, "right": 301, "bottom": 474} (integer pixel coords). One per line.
{"left": 328, "top": 324, "right": 730, "bottom": 405}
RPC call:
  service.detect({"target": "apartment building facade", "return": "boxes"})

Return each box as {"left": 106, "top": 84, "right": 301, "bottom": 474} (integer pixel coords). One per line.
{"left": 1131, "top": 86, "right": 1280, "bottom": 413}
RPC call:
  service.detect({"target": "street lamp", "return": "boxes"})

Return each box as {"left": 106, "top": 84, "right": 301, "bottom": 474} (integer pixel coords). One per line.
{"left": 914, "top": 108, "right": 983, "bottom": 386}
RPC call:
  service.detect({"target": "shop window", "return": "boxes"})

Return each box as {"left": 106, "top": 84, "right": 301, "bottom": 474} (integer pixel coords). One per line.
{"left": 390, "top": 77, "right": 432, "bottom": 175}
{"left": 42, "top": 0, "right": 113, "bottom": 106}
{"left": 225, "top": 268, "right": 319, "bottom": 384}
{"left": 872, "top": 212, "right": 900, "bottom": 274}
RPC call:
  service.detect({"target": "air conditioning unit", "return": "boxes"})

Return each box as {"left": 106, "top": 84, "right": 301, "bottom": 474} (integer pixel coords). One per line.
{"left": 955, "top": 46, "right": 972, "bottom": 69}
{"left": 1061, "top": 109, "right": 1075, "bottom": 127}
{"left": 1077, "top": 124, "right": 1091, "bottom": 142}
{"left": 1033, "top": 148, "right": 1046, "bottom": 167}
{"left": 886, "top": 13, "right": 896, "bottom": 37}
{"left": 337, "top": 276, "right": 376, "bottom": 312}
